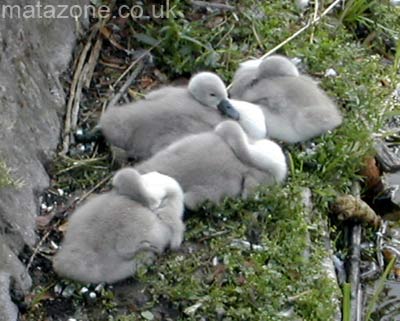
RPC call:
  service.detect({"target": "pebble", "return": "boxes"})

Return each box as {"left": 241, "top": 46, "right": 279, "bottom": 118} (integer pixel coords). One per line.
{"left": 62, "top": 284, "right": 76, "bottom": 298}
{"left": 54, "top": 284, "right": 63, "bottom": 295}
{"left": 94, "top": 283, "right": 104, "bottom": 293}
{"left": 295, "top": 0, "right": 309, "bottom": 10}
{"left": 325, "top": 68, "right": 338, "bottom": 78}
{"left": 49, "top": 240, "right": 59, "bottom": 250}
{"left": 79, "top": 287, "right": 89, "bottom": 294}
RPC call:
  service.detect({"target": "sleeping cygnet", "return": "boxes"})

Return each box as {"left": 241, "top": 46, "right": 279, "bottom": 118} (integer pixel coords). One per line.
{"left": 99, "top": 72, "right": 266, "bottom": 161}
{"left": 229, "top": 55, "right": 342, "bottom": 143}
{"left": 136, "top": 120, "right": 287, "bottom": 210}
{"left": 99, "top": 72, "right": 237, "bottom": 161}
{"left": 53, "top": 168, "right": 185, "bottom": 284}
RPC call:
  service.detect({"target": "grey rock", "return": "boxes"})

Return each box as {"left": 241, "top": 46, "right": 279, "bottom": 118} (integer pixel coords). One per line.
{"left": 0, "top": 272, "right": 18, "bottom": 321}
{"left": 0, "top": 1, "right": 88, "bottom": 320}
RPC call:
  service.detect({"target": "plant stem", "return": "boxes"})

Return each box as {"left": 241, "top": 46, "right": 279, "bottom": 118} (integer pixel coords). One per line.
{"left": 365, "top": 256, "right": 397, "bottom": 321}
{"left": 343, "top": 283, "right": 351, "bottom": 321}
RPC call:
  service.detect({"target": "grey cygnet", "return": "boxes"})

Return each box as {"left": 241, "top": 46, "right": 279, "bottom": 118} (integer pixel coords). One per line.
{"left": 229, "top": 55, "right": 342, "bottom": 143}
{"left": 53, "top": 168, "right": 185, "bottom": 284}
{"left": 136, "top": 120, "right": 287, "bottom": 210}
{"left": 99, "top": 72, "right": 240, "bottom": 161}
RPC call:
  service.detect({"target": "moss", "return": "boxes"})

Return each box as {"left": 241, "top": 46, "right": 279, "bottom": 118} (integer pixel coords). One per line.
{"left": 137, "top": 184, "right": 340, "bottom": 320}
{"left": 0, "top": 159, "right": 18, "bottom": 189}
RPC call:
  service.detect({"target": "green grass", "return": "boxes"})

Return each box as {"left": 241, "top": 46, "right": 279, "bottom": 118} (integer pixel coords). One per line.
{"left": 121, "top": 1, "right": 398, "bottom": 320}
{"left": 0, "top": 159, "right": 21, "bottom": 189}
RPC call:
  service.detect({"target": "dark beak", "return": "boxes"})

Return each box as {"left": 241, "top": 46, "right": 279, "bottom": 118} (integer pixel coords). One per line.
{"left": 217, "top": 99, "right": 240, "bottom": 120}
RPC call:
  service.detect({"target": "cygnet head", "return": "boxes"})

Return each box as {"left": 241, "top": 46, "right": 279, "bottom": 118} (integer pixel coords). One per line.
{"left": 258, "top": 55, "right": 299, "bottom": 78}
{"left": 188, "top": 72, "right": 240, "bottom": 120}
{"left": 112, "top": 168, "right": 153, "bottom": 207}
{"left": 214, "top": 120, "right": 247, "bottom": 145}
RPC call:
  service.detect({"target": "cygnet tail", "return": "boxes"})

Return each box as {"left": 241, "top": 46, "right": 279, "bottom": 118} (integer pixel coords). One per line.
{"left": 53, "top": 248, "right": 102, "bottom": 284}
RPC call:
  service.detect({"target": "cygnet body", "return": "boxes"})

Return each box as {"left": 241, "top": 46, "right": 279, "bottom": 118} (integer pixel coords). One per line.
{"left": 230, "top": 55, "right": 342, "bottom": 143}
{"left": 136, "top": 121, "right": 287, "bottom": 210}
{"left": 100, "top": 72, "right": 266, "bottom": 160}
{"left": 53, "top": 168, "right": 184, "bottom": 284}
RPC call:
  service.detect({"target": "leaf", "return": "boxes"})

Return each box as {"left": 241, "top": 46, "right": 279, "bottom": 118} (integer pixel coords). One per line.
{"left": 134, "top": 34, "right": 160, "bottom": 46}
{"left": 141, "top": 311, "right": 154, "bottom": 320}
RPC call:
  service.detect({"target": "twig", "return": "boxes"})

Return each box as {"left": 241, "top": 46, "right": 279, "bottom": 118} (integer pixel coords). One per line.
{"left": 112, "top": 45, "right": 159, "bottom": 89}
{"left": 71, "top": 63, "right": 88, "bottom": 133}
{"left": 77, "top": 173, "right": 113, "bottom": 205}
{"left": 310, "top": 0, "right": 319, "bottom": 43}
{"left": 260, "top": 0, "right": 341, "bottom": 60}
{"left": 198, "top": 230, "right": 231, "bottom": 242}
{"left": 61, "top": 26, "right": 98, "bottom": 155}
{"left": 251, "top": 22, "right": 264, "bottom": 50}
{"left": 348, "top": 183, "right": 362, "bottom": 321}
{"left": 376, "top": 221, "right": 388, "bottom": 270}
{"left": 349, "top": 224, "right": 362, "bottom": 321}
{"left": 107, "top": 60, "right": 145, "bottom": 109}
{"left": 190, "top": 0, "right": 235, "bottom": 11}
{"left": 84, "top": 36, "right": 103, "bottom": 88}
{"left": 287, "top": 290, "right": 313, "bottom": 302}
{"left": 25, "top": 226, "right": 57, "bottom": 272}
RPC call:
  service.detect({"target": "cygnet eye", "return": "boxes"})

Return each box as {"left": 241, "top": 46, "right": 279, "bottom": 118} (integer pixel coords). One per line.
{"left": 210, "top": 93, "right": 216, "bottom": 97}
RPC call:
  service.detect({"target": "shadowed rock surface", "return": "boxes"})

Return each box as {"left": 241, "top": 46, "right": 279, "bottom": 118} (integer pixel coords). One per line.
{"left": 0, "top": 1, "right": 88, "bottom": 320}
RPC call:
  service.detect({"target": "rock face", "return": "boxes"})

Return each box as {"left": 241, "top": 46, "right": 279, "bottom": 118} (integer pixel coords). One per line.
{"left": 0, "top": 1, "right": 88, "bottom": 320}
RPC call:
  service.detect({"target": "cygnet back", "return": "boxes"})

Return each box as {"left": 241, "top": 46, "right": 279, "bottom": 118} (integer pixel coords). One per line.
{"left": 53, "top": 169, "right": 185, "bottom": 283}
{"left": 100, "top": 72, "right": 239, "bottom": 161}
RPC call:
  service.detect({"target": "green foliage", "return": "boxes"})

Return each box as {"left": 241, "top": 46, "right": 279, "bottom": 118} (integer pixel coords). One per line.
{"left": 393, "top": 40, "right": 400, "bottom": 81}
{"left": 340, "top": 0, "right": 377, "bottom": 28}
{"left": 120, "top": 1, "right": 398, "bottom": 320}
{"left": 0, "top": 159, "right": 21, "bottom": 189}
{"left": 131, "top": 0, "right": 300, "bottom": 78}
{"left": 365, "top": 256, "right": 397, "bottom": 320}
{"left": 137, "top": 184, "right": 339, "bottom": 321}
{"left": 52, "top": 154, "right": 111, "bottom": 193}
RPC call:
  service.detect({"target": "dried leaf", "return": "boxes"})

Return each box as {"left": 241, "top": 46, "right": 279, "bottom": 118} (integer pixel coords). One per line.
{"left": 35, "top": 214, "right": 55, "bottom": 229}
{"left": 331, "top": 195, "right": 381, "bottom": 226}
{"left": 360, "top": 156, "right": 381, "bottom": 190}
{"left": 58, "top": 221, "right": 69, "bottom": 233}
{"left": 100, "top": 26, "right": 127, "bottom": 51}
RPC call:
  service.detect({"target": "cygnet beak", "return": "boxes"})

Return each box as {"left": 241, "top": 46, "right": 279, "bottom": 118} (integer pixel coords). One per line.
{"left": 217, "top": 99, "right": 240, "bottom": 120}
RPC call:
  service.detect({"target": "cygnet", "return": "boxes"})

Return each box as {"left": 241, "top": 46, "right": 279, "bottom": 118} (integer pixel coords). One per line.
{"left": 230, "top": 55, "right": 342, "bottom": 143}
{"left": 53, "top": 168, "right": 185, "bottom": 284}
{"left": 100, "top": 72, "right": 265, "bottom": 160}
{"left": 136, "top": 120, "right": 287, "bottom": 210}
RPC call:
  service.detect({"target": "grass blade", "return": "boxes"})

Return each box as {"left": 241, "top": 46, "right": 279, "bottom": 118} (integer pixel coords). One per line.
{"left": 365, "top": 256, "right": 397, "bottom": 321}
